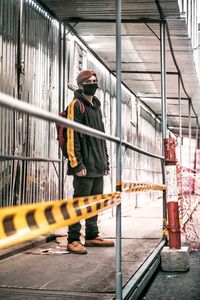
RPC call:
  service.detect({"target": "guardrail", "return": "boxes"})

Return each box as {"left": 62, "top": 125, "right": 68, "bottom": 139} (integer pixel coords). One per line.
{"left": 0, "top": 92, "right": 163, "bottom": 160}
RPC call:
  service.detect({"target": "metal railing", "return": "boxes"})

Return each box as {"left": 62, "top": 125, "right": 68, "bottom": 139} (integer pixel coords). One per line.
{"left": 0, "top": 92, "right": 164, "bottom": 161}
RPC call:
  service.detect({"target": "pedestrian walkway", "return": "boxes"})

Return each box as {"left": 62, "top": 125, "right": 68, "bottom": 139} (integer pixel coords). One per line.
{"left": 1, "top": 197, "right": 199, "bottom": 300}
{"left": 0, "top": 198, "right": 163, "bottom": 299}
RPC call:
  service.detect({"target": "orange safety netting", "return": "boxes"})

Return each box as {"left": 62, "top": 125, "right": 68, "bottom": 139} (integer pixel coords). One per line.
{"left": 177, "top": 164, "right": 200, "bottom": 250}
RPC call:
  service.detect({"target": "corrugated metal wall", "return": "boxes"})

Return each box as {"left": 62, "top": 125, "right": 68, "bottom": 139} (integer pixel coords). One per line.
{"left": 0, "top": 0, "right": 60, "bottom": 206}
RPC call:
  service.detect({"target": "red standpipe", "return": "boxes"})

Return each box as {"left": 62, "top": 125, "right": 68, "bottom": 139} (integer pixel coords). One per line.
{"left": 164, "top": 138, "right": 181, "bottom": 249}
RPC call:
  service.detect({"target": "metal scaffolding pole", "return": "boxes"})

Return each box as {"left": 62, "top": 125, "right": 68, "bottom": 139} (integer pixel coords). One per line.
{"left": 160, "top": 21, "right": 167, "bottom": 141}
{"left": 115, "top": 0, "right": 122, "bottom": 299}
{"left": 188, "top": 100, "right": 192, "bottom": 170}
{"left": 188, "top": 100, "right": 192, "bottom": 200}
{"left": 160, "top": 21, "right": 167, "bottom": 224}
{"left": 178, "top": 75, "right": 182, "bottom": 166}
{"left": 194, "top": 119, "right": 199, "bottom": 170}
{"left": 17, "top": 0, "right": 23, "bottom": 100}
{"left": 58, "top": 22, "right": 64, "bottom": 199}
{"left": 61, "top": 23, "right": 66, "bottom": 200}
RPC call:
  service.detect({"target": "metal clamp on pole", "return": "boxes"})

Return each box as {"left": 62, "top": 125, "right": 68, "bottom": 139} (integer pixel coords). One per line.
{"left": 164, "top": 138, "right": 181, "bottom": 249}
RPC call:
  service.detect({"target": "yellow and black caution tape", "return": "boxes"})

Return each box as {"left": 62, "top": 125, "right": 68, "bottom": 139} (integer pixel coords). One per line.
{"left": 0, "top": 192, "right": 120, "bottom": 249}
{"left": 0, "top": 180, "right": 166, "bottom": 250}
{"left": 162, "top": 218, "right": 183, "bottom": 237}
{"left": 116, "top": 181, "right": 123, "bottom": 192}
{"left": 121, "top": 181, "right": 166, "bottom": 192}
{"left": 162, "top": 219, "right": 169, "bottom": 236}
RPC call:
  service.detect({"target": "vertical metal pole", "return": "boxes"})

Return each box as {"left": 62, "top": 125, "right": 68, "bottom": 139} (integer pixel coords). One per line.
{"left": 161, "top": 27, "right": 181, "bottom": 249}
{"left": 135, "top": 98, "right": 139, "bottom": 208}
{"left": 15, "top": 0, "right": 24, "bottom": 205}
{"left": 194, "top": 119, "right": 198, "bottom": 170}
{"left": 61, "top": 24, "right": 66, "bottom": 199}
{"left": 58, "top": 21, "right": 64, "bottom": 199}
{"left": 160, "top": 21, "right": 167, "bottom": 225}
{"left": 178, "top": 76, "right": 182, "bottom": 166}
{"left": 115, "top": 0, "right": 122, "bottom": 299}
{"left": 178, "top": 75, "right": 183, "bottom": 212}
{"left": 192, "top": 0, "right": 195, "bottom": 47}
{"left": 164, "top": 138, "right": 181, "bottom": 249}
{"left": 160, "top": 21, "right": 167, "bottom": 141}
{"left": 17, "top": 0, "right": 23, "bottom": 100}
{"left": 186, "top": 0, "right": 188, "bottom": 24}
{"left": 188, "top": 100, "right": 191, "bottom": 170}
{"left": 188, "top": 100, "right": 192, "bottom": 200}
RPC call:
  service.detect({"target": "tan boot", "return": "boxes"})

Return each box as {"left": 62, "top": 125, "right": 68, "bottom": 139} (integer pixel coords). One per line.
{"left": 85, "top": 236, "right": 114, "bottom": 247}
{"left": 67, "top": 241, "right": 87, "bottom": 254}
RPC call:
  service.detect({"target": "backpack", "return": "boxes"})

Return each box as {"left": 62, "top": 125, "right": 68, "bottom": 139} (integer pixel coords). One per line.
{"left": 56, "top": 99, "right": 85, "bottom": 157}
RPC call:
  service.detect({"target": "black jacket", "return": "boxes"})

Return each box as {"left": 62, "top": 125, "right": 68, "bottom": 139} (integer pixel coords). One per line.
{"left": 64, "top": 89, "right": 109, "bottom": 177}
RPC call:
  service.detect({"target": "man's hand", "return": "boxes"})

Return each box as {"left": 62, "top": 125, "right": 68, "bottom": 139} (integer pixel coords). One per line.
{"left": 104, "top": 170, "right": 110, "bottom": 175}
{"left": 76, "top": 169, "right": 87, "bottom": 177}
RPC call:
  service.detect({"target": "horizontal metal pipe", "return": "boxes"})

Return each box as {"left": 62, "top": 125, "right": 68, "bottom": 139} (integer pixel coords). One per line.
{"left": 0, "top": 154, "right": 60, "bottom": 163}
{"left": 0, "top": 92, "right": 119, "bottom": 143}
{"left": 120, "top": 70, "right": 178, "bottom": 75}
{"left": 0, "top": 92, "right": 163, "bottom": 160}
{"left": 168, "top": 126, "right": 197, "bottom": 129}
{"left": 64, "top": 18, "right": 162, "bottom": 24}
{"left": 159, "top": 114, "right": 196, "bottom": 118}
{"left": 142, "top": 97, "right": 189, "bottom": 101}
{"left": 121, "top": 141, "right": 163, "bottom": 160}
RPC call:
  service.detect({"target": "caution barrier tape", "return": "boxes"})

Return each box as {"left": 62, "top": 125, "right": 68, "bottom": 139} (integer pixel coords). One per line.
{"left": 121, "top": 181, "right": 166, "bottom": 192}
{"left": 0, "top": 192, "right": 121, "bottom": 249}
{"left": 0, "top": 181, "right": 166, "bottom": 249}
{"left": 162, "top": 218, "right": 183, "bottom": 236}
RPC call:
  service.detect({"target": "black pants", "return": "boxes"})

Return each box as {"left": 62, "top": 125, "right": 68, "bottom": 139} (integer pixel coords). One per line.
{"left": 68, "top": 176, "right": 103, "bottom": 243}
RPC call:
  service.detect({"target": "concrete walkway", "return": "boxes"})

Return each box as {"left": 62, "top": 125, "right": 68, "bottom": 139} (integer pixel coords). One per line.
{"left": 1, "top": 197, "right": 199, "bottom": 299}
{"left": 0, "top": 199, "right": 163, "bottom": 299}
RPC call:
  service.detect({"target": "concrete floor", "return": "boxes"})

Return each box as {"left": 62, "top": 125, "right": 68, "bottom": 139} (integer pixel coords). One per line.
{"left": 0, "top": 238, "right": 161, "bottom": 299}
{"left": 0, "top": 199, "right": 163, "bottom": 299}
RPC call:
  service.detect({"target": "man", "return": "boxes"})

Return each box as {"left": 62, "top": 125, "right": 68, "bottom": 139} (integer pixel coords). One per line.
{"left": 65, "top": 69, "right": 114, "bottom": 254}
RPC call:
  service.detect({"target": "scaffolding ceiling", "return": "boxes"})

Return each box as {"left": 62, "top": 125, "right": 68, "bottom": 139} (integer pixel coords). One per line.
{"left": 40, "top": 0, "right": 200, "bottom": 136}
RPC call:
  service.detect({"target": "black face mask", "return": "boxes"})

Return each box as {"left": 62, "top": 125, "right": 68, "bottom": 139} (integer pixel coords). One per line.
{"left": 82, "top": 83, "right": 98, "bottom": 96}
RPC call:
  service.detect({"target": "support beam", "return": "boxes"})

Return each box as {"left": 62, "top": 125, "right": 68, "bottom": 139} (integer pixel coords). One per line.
{"left": 160, "top": 114, "right": 196, "bottom": 118}
{"left": 160, "top": 21, "right": 167, "bottom": 151}
{"left": 160, "top": 20, "right": 167, "bottom": 237}
{"left": 188, "top": 101, "right": 192, "bottom": 170}
{"left": 143, "top": 97, "right": 189, "bottom": 101}
{"left": 120, "top": 70, "right": 178, "bottom": 75}
{"left": 64, "top": 18, "right": 162, "bottom": 24}
{"left": 115, "top": 0, "right": 122, "bottom": 299}
{"left": 169, "top": 126, "right": 197, "bottom": 130}
{"left": 178, "top": 76, "right": 182, "bottom": 166}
